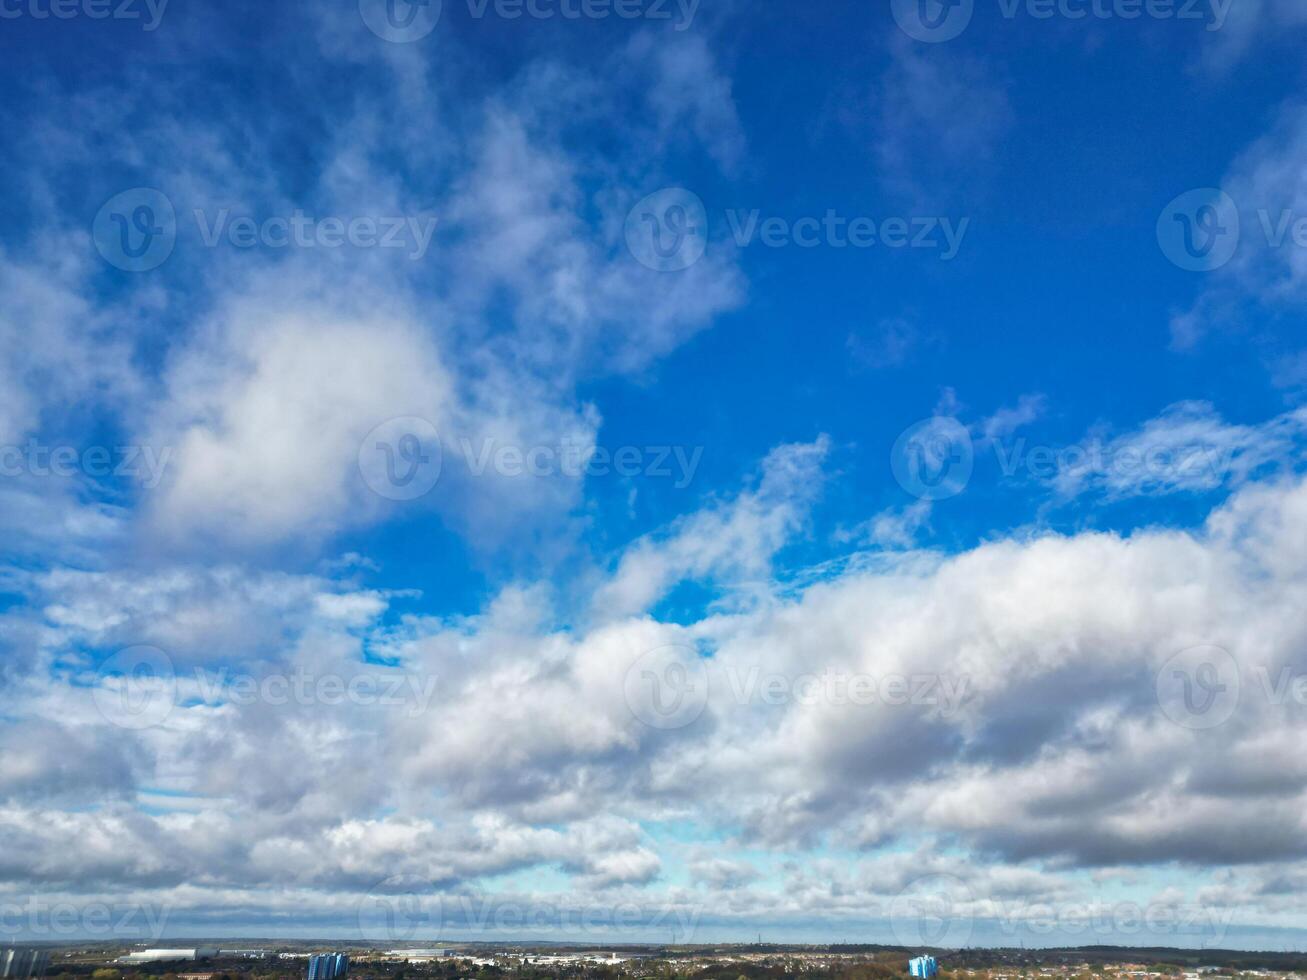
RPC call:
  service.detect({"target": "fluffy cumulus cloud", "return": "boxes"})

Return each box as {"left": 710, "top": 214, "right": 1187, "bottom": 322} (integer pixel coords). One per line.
{"left": 6, "top": 0, "right": 1307, "bottom": 951}
{"left": 7, "top": 430, "right": 1307, "bottom": 938}
{"left": 0, "top": 11, "right": 747, "bottom": 554}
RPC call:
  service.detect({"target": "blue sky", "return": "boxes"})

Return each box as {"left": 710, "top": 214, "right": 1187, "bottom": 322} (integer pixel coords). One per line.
{"left": 3, "top": 0, "right": 1307, "bottom": 951}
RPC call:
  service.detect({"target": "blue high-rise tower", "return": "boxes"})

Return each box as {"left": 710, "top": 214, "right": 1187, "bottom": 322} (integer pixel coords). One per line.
{"left": 909, "top": 956, "right": 939, "bottom": 978}
{"left": 307, "top": 954, "right": 349, "bottom": 980}
{"left": 1, "top": 950, "right": 50, "bottom": 980}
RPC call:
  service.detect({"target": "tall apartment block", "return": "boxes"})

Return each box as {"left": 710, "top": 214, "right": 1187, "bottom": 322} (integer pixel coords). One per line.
{"left": 0, "top": 949, "right": 51, "bottom": 980}
{"left": 909, "top": 956, "right": 939, "bottom": 978}
{"left": 307, "top": 953, "right": 349, "bottom": 980}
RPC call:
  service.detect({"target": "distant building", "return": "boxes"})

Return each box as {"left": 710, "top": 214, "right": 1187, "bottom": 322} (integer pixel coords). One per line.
{"left": 911, "top": 956, "right": 940, "bottom": 978}
{"left": 1, "top": 949, "right": 50, "bottom": 980}
{"left": 307, "top": 953, "right": 349, "bottom": 980}
{"left": 385, "top": 950, "right": 450, "bottom": 962}
{"left": 119, "top": 949, "right": 218, "bottom": 964}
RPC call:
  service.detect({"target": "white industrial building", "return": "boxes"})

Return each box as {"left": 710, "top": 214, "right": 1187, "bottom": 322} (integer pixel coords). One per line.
{"left": 118, "top": 949, "right": 219, "bottom": 964}
{"left": 384, "top": 949, "right": 451, "bottom": 961}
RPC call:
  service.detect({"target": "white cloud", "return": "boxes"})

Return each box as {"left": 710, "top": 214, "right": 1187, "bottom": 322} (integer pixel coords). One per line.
{"left": 1048, "top": 401, "right": 1307, "bottom": 500}
{"left": 838, "top": 500, "right": 933, "bottom": 551}
{"left": 980, "top": 394, "right": 1046, "bottom": 443}
{"left": 1195, "top": 0, "right": 1307, "bottom": 73}
{"left": 9, "top": 6, "right": 1307, "bottom": 943}
{"left": 142, "top": 289, "right": 456, "bottom": 547}
{"left": 0, "top": 17, "right": 747, "bottom": 558}
{"left": 0, "top": 240, "right": 137, "bottom": 445}
{"left": 874, "top": 39, "right": 1013, "bottom": 207}
{"left": 623, "top": 32, "right": 746, "bottom": 174}
{"left": 1172, "top": 102, "right": 1307, "bottom": 351}
{"left": 594, "top": 437, "right": 831, "bottom": 617}
{"left": 7, "top": 422, "right": 1307, "bottom": 930}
